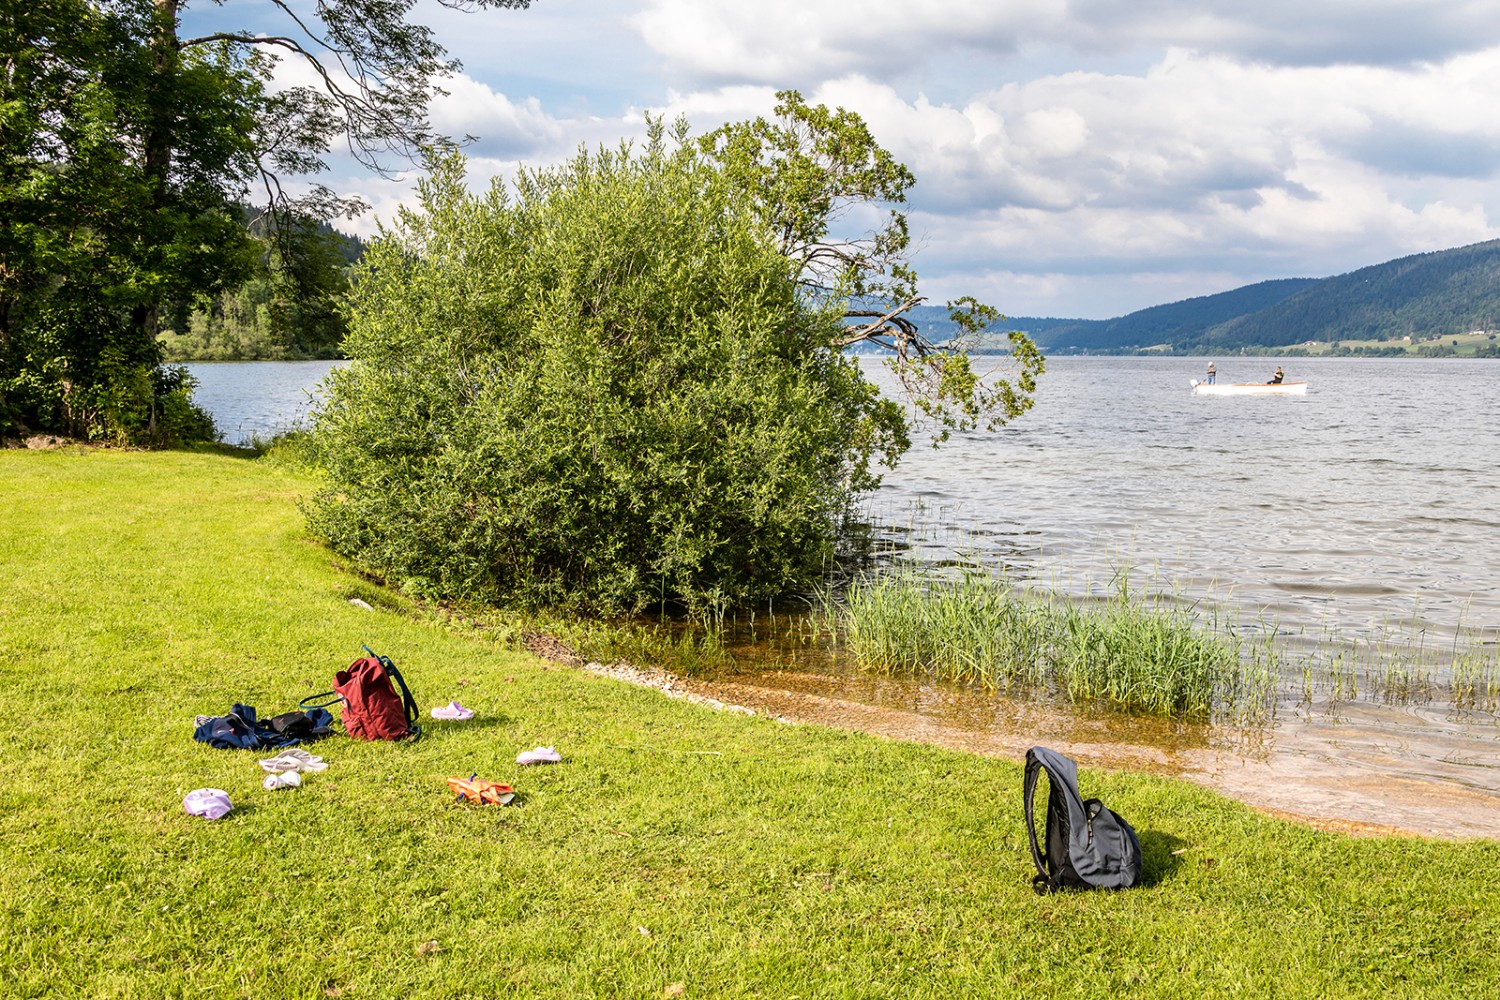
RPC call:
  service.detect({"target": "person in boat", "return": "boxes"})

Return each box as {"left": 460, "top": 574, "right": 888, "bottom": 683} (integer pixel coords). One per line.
{"left": 1268, "top": 366, "right": 1284, "bottom": 384}
{"left": 1205, "top": 362, "right": 1217, "bottom": 384}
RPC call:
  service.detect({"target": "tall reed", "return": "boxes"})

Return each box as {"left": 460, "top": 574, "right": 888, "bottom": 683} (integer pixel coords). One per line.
{"left": 838, "top": 566, "right": 1049, "bottom": 690}
{"left": 835, "top": 566, "right": 1275, "bottom": 720}
{"left": 1052, "top": 595, "right": 1229, "bottom": 716}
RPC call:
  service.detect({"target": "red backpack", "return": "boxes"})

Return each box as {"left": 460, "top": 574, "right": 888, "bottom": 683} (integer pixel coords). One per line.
{"left": 305, "top": 647, "right": 421, "bottom": 741}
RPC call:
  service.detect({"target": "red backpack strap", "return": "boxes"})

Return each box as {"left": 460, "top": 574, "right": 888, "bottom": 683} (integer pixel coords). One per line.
{"left": 363, "top": 645, "right": 422, "bottom": 741}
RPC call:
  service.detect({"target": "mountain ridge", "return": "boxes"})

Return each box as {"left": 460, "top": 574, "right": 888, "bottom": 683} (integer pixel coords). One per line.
{"left": 913, "top": 238, "right": 1500, "bottom": 356}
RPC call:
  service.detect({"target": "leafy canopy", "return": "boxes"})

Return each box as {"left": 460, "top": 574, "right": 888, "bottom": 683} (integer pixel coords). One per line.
{"left": 309, "top": 103, "right": 1043, "bottom": 613}
{"left": 0, "top": 0, "right": 533, "bottom": 443}
{"left": 701, "top": 91, "right": 1044, "bottom": 442}
{"left": 309, "top": 120, "right": 907, "bottom": 612}
{"left": 1, "top": 0, "right": 262, "bottom": 442}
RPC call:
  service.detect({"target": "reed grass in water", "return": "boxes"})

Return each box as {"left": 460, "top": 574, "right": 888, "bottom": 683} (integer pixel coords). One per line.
{"left": 832, "top": 566, "right": 1277, "bottom": 720}
{"left": 833, "top": 560, "right": 1500, "bottom": 723}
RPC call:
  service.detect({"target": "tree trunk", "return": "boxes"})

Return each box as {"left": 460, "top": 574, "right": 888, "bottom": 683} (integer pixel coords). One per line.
{"left": 130, "top": 0, "right": 182, "bottom": 432}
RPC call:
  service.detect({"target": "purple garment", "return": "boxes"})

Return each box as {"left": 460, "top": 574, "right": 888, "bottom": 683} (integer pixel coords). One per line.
{"left": 184, "top": 788, "right": 233, "bottom": 820}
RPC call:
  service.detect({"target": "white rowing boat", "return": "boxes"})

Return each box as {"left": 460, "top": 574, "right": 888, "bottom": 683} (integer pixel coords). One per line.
{"left": 1190, "top": 379, "right": 1308, "bottom": 396}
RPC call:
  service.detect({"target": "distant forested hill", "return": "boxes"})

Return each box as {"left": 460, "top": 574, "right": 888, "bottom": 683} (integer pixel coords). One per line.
{"left": 908, "top": 238, "right": 1500, "bottom": 355}
{"left": 1196, "top": 239, "right": 1500, "bottom": 349}
{"left": 1012, "top": 279, "right": 1319, "bottom": 352}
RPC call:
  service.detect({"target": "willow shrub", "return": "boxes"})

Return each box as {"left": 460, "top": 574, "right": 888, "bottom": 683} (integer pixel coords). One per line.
{"left": 306, "top": 126, "right": 906, "bottom": 613}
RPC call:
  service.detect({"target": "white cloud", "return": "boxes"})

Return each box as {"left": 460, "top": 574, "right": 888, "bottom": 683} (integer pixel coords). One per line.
{"left": 632, "top": 0, "right": 1500, "bottom": 90}
{"left": 429, "top": 77, "right": 570, "bottom": 159}
{"left": 253, "top": 1, "right": 1500, "bottom": 318}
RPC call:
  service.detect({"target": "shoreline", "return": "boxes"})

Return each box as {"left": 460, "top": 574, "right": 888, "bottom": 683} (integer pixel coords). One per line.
{"left": 526, "top": 633, "right": 1500, "bottom": 841}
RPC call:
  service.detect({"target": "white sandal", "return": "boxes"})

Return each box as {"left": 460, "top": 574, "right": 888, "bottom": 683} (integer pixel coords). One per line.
{"left": 516, "top": 746, "right": 561, "bottom": 765}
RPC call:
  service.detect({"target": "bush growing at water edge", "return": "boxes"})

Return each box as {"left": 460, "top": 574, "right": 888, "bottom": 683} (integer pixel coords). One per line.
{"left": 307, "top": 105, "right": 1042, "bottom": 614}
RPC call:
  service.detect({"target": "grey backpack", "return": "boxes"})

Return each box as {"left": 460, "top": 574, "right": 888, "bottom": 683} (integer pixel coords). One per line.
{"left": 1024, "top": 746, "right": 1143, "bottom": 893}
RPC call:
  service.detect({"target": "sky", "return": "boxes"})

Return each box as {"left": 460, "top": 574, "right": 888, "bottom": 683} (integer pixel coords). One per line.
{"left": 200, "top": 0, "right": 1500, "bottom": 320}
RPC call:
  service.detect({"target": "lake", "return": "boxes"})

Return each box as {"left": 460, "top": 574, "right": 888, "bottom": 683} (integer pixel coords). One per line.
{"left": 186, "top": 359, "right": 343, "bottom": 446}
{"left": 185, "top": 355, "right": 1500, "bottom": 836}
{"left": 866, "top": 355, "right": 1500, "bottom": 650}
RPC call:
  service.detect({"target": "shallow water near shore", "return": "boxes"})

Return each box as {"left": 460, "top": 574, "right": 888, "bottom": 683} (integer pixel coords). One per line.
{"left": 668, "top": 661, "right": 1500, "bottom": 839}
{"left": 841, "top": 354, "right": 1500, "bottom": 836}
{"left": 188, "top": 355, "right": 1500, "bottom": 837}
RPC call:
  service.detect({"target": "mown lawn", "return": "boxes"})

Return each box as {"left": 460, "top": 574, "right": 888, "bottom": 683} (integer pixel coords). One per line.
{"left": 2, "top": 447, "right": 1497, "bottom": 999}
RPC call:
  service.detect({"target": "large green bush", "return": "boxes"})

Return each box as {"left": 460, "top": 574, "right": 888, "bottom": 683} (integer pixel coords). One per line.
{"left": 306, "top": 124, "right": 909, "bottom": 612}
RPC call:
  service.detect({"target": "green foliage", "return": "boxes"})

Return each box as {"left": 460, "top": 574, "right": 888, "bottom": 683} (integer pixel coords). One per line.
{"left": 833, "top": 565, "right": 1276, "bottom": 720}
{"left": 702, "top": 91, "right": 1044, "bottom": 439}
{"left": 700, "top": 91, "right": 916, "bottom": 302}
{"left": 1, "top": 0, "right": 532, "bottom": 443}
{"left": 1, "top": 0, "right": 260, "bottom": 442}
{"left": 159, "top": 215, "right": 360, "bottom": 362}
{"left": 308, "top": 127, "right": 909, "bottom": 613}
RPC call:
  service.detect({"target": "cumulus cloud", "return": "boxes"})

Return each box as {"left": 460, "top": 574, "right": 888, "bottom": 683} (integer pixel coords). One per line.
{"left": 429, "top": 78, "right": 570, "bottom": 159}
{"left": 257, "top": 0, "right": 1500, "bottom": 317}
{"left": 633, "top": 0, "right": 1500, "bottom": 87}
{"left": 632, "top": 0, "right": 1068, "bottom": 84}
{"left": 740, "top": 42, "right": 1500, "bottom": 315}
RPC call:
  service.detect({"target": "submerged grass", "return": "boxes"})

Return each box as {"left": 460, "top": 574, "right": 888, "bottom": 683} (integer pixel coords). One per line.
{"left": 1286, "top": 614, "right": 1500, "bottom": 719}
{"left": 7, "top": 449, "right": 1500, "bottom": 999}
{"left": 827, "top": 547, "right": 1500, "bottom": 725}
{"left": 830, "top": 564, "right": 1278, "bottom": 721}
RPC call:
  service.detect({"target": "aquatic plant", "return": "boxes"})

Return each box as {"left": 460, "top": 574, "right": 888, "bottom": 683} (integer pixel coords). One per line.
{"left": 832, "top": 566, "right": 1275, "bottom": 720}
{"left": 838, "top": 567, "right": 1050, "bottom": 690}
{"left": 1051, "top": 594, "right": 1228, "bottom": 716}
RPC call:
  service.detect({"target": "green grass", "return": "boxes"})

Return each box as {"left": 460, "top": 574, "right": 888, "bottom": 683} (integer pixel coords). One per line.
{"left": 830, "top": 566, "right": 1278, "bottom": 721}
{"left": 4, "top": 448, "right": 1500, "bottom": 998}
{"left": 1300, "top": 330, "right": 1500, "bottom": 356}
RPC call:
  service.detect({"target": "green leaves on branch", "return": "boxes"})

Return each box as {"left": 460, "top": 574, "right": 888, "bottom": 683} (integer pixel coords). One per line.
{"left": 703, "top": 90, "right": 1044, "bottom": 442}
{"left": 309, "top": 125, "right": 908, "bottom": 613}
{"left": 700, "top": 90, "right": 916, "bottom": 302}
{"left": 310, "top": 95, "right": 1043, "bottom": 612}
{"left": 1, "top": 0, "right": 536, "bottom": 442}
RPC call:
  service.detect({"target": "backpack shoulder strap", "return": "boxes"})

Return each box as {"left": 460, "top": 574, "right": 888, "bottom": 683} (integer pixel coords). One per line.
{"left": 1023, "top": 748, "right": 1055, "bottom": 893}
{"left": 364, "top": 644, "right": 422, "bottom": 741}
{"left": 299, "top": 691, "right": 344, "bottom": 711}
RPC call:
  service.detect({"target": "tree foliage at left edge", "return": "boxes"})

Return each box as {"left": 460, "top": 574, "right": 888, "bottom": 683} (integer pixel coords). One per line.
{"left": 0, "top": 0, "right": 531, "bottom": 444}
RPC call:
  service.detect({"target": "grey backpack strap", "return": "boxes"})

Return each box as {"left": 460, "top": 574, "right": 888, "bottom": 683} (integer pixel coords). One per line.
{"left": 1023, "top": 750, "right": 1054, "bottom": 892}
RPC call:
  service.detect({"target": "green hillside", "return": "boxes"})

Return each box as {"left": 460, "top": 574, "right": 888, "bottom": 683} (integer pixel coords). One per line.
{"left": 1017, "top": 278, "right": 1318, "bottom": 353}
{"left": 1199, "top": 239, "right": 1500, "bottom": 350}
{"left": 914, "top": 239, "right": 1500, "bottom": 356}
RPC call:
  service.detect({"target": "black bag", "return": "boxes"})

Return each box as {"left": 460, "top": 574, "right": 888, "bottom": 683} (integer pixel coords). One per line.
{"left": 1024, "top": 746, "right": 1143, "bottom": 893}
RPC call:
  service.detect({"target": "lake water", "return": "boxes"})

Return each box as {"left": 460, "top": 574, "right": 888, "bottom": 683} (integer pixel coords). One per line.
{"left": 865, "top": 355, "right": 1500, "bottom": 652}
{"left": 186, "top": 355, "right": 1500, "bottom": 836}
{"left": 186, "top": 359, "right": 343, "bottom": 446}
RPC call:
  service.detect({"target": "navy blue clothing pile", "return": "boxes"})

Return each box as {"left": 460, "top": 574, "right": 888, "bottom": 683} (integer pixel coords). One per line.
{"left": 194, "top": 703, "right": 334, "bottom": 750}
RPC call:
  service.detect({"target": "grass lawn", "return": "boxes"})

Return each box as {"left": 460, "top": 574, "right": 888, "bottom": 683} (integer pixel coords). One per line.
{"left": 3, "top": 447, "right": 1498, "bottom": 999}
